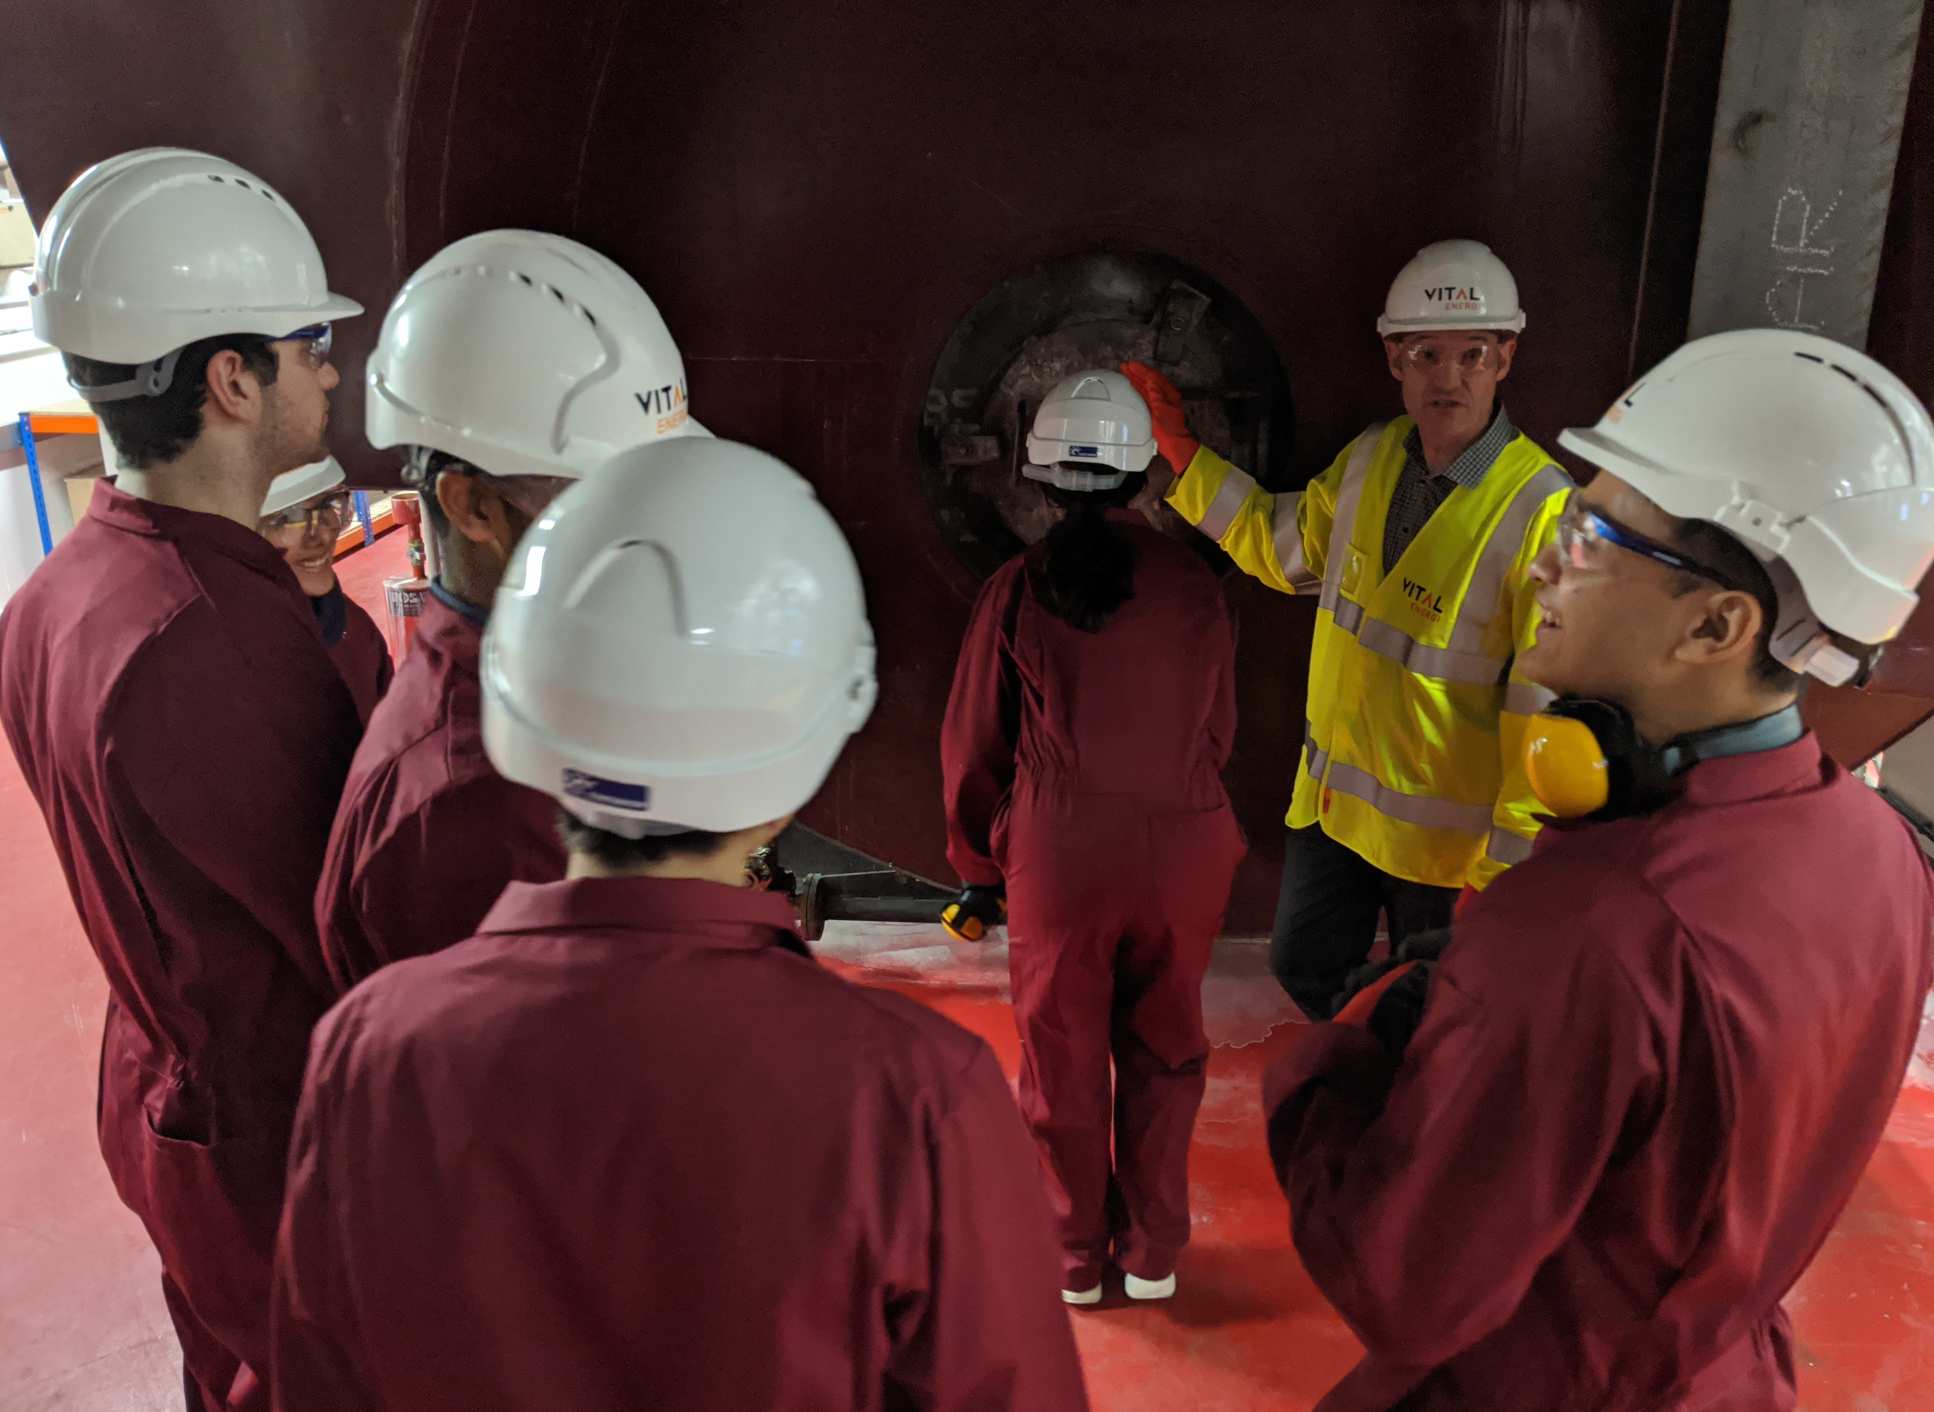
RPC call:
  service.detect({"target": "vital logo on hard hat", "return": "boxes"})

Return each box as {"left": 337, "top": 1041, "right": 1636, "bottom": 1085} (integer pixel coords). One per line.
{"left": 636, "top": 381, "right": 690, "bottom": 438}
{"left": 1423, "top": 286, "right": 1486, "bottom": 313}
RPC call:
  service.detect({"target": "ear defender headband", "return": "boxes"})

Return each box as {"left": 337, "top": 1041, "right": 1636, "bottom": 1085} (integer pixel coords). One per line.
{"left": 1524, "top": 699, "right": 1806, "bottom": 822}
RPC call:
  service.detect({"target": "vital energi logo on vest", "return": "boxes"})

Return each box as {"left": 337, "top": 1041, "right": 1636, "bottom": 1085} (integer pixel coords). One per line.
{"left": 1401, "top": 576, "right": 1446, "bottom": 623}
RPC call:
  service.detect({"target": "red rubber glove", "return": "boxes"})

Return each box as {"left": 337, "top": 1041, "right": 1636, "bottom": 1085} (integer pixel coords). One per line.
{"left": 1455, "top": 884, "right": 1481, "bottom": 920}
{"left": 1120, "top": 361, "right": 1201, "bottom": 474}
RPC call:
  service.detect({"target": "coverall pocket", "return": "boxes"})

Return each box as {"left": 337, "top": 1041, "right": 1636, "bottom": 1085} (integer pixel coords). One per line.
{"left": 133, "top": 1086, "right": 288, "bottom": 1369}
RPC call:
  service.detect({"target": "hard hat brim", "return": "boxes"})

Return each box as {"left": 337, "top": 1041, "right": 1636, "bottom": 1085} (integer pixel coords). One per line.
{"left": 1376, "top": 312, "right": 1527, "bottom": 337}
{"left": 260, "top": 457, "right": 348, "bottom": 518}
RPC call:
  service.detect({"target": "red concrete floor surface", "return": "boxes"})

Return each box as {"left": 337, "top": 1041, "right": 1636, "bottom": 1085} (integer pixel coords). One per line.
{"left": 4, "top": 524, "right": 1934, "bottom": 1409}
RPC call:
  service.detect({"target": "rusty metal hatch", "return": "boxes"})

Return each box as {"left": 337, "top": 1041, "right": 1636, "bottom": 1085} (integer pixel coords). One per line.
{"left": 918, "top": 250, "right": 1294, "bottom": 580}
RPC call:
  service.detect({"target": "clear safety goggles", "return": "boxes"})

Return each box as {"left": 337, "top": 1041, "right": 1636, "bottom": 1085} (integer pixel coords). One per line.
{"left": 1394, "top": 338, "right": 1504, "bottom": 374}
{"left": 1555, "top": 496, "right": 1740, "bottom": 589}
{"left": 404, "top": 448, "right": 574, "bottom": 518}
{"left": 279, "top": 322, "right": 334, "bottom": 370}
{"left": 260, "top": 492, "right": 351, "bottom": 538}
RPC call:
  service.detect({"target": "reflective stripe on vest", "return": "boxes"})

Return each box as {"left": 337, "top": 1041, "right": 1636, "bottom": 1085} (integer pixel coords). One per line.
{"left": 1195, "top": 458, "right": 1317, "bottom": 589}
{"left": 1196, "top": 462, "right": 1255, "bottom": 540}
{"left": 1485, "top": 827, "right": 1536, "bottom": 866}
{"left": 1303, "top": 723, "right": 1499, "bottom": 835}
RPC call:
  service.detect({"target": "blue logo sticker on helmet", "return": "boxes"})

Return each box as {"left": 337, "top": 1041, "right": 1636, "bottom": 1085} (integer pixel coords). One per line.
{"left": 562, "top": 768, "right": 650, "bottom": 810}
{"left": 1068, "top": 444, "right": 1100, "bottom": 458}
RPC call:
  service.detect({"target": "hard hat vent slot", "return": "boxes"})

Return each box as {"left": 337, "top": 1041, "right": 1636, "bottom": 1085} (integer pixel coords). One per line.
{"left": 1794, "top": 351, "right": 1824, "bottom": 364}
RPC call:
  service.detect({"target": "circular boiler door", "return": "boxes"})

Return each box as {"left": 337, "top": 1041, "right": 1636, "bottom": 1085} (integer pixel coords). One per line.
{"left": 918, "top": 249, "right": 1295, "bottom": 581}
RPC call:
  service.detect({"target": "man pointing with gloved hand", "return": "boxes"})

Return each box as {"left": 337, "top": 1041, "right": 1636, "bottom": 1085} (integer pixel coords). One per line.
{"left": 1123, "top": 238, "right": 1568, "bottom": 1019}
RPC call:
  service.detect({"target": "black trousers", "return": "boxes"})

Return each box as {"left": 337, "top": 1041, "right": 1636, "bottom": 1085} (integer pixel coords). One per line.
{"left": 1269, "top": 823, "right": 1458, "bottom": 1020}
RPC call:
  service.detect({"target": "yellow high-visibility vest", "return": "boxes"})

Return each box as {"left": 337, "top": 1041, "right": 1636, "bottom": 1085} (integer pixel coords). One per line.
{"left": 1169, "top": 418, "right": 1569, "bottom": 889}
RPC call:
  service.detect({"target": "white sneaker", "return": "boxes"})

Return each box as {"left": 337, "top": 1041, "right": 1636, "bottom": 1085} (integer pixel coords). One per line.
{"left": 1124, "top": 1272, "right": 1177, "bottom": 1301}
{"left": 1061, "top": 1284, "right": 1103, "bottom": 1306}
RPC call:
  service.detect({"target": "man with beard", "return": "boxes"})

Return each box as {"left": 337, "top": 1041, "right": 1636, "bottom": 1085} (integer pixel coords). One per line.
{"left": 313, "top": 230, "right": 703, "bottom": 991}
{"left": 0, "top": 148, "right": 362, "bottom": 1410}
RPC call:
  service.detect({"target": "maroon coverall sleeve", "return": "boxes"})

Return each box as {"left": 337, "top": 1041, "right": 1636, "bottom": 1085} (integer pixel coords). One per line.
{"left": 939, "top": 567, "right": 1023, "bottom": 888}
{"left": 1262, "top": 917, "right": 1665, "bottom": 1371}
{"left": 327, "top": 775, "right": 561, "bottom": 991}
{"left": 887, "top": 1046, "right": 1092, "bottom": 1411}
{"left": 269, "top": 1011, "right": 377, "bottom": 1412}
{"left": 103, "top": 614, "right": 352, "bottom": 999}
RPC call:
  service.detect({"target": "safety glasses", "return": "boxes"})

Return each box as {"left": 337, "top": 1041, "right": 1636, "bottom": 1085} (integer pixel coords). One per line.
{"left": 260, "top": 492, "right": 351, "bottom": 538}
{"left": 280, "top": 322, "right": 334, "bottom": 369}
{"left": 1556, "top": 497, "right": 1740, "bottom": 589}
{"left": 477, "top": 470, "right": 576, "bottom": 519}
{"left": 1395, "top": 338, "right": 1502, "bottom": 374}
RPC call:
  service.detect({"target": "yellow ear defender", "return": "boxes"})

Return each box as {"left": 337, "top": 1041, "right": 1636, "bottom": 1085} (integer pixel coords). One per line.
{"left": 1524, "top": 698, "right": 1806, "bottom": 823}
{"left": 1523, "top": 712, "right": 1614, "bottom": 820}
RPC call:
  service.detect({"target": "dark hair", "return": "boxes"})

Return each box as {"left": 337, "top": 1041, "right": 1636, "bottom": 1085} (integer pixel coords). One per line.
{"left": 66, "top": 334, "right": 279, "bottom": 469}
{"left": 1669, "top": 520, "right": 1803, "bottom": 693}
{"left": 1025, "top": 477, "right": 1139, "bottom": 632}
{"left": 556, "top": 807, "right": 729, "bottom": 869}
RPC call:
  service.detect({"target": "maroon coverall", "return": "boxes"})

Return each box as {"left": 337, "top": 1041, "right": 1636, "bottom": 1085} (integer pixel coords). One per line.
{"left": 313, "top": 590, "right": 563, "bottom": 993}
{"left": 271, "top": 876, "right": 1091, "bottom": 1412}
{"left": 0, "top": 483, "right": 360, "bottom": 1409}
{"left": 1266, "top": 736, "right": 1934, "bottom": 1411}
{"left": 325, "top": 592, "right": 392, "bottom": 724}
{"left": 941, "top": 514, "right": 1245, "bottom": 1290}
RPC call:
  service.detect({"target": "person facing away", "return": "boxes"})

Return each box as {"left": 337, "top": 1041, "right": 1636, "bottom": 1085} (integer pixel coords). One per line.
{"left": 940, "top": 369, "right": 1245, "bottom": 1306}
{"left": 313, "top": 229, "right": 706, "bottom": 993}
{"left": 1123, "top": 238, "right": 1570, "bottom": 1021}
{"left": 1266, "top": 330, "right": 1934, "bottom": 1411}
{"left": 0, "top": 148, "right": 362, "bottom": 1410}
{"left": 270, "top": 437, "right": 1091, "bottom": 1412}
{"left": 257, "top": 458, "right": 393, "bottom": 723}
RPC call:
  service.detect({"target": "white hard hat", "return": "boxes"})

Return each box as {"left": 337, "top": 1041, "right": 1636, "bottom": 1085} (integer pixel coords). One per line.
{"left": 1377, "top": 239, "right": 1526, "bottom": 337}
{"left": 1560, "top": 329, "right": 1934, "bottom": 685}
{"left": 261, "top": 457, "right": 347, "bottom": 518}
{"left": 481, "top": 438, "right": 878, "bottom": 838}
{"left": 367, "top": 230, "right": 702, "bottom": 484}
{"left": 30, "top": 148, "right": 362, "bottom": 378}
{"left": 1023, "top": 369, "right": 1156, "bottom": 491}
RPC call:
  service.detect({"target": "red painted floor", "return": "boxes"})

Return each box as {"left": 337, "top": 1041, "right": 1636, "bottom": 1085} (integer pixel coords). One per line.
{"left": 3, "top": 525, "right": 1933, "bottom": 1409}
